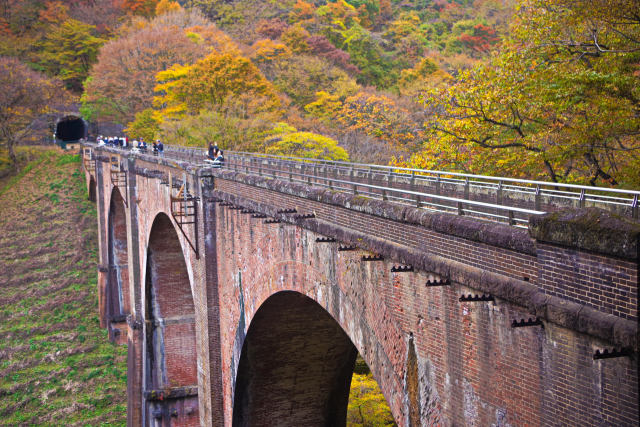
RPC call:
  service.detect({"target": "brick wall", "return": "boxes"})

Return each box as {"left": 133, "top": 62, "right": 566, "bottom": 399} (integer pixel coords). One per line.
{"left": 83, "top": 147, "right": 639, "bottom": 426}
{"left": 214, "top": 179, "right": 539, "bottom": 284}
{"left": 538, "top": 243, "right": 637, "bottom": 321}
{"left": 211, "top": 203, "right": 638, "bottom": 426}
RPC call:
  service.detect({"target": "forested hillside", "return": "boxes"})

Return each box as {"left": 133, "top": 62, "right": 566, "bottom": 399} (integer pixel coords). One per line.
{"left": 2, "top": 1, "right": 638, "bottom": 185}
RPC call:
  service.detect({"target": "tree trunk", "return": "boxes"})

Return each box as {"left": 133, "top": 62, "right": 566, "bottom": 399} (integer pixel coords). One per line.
{"left": 8, "top": 138, "right": 18, "bottom": 172}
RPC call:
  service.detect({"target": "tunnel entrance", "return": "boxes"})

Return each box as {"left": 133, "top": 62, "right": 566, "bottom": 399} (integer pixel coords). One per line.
{"left": 55, "top": 115, "right": 87, "bottom": 149}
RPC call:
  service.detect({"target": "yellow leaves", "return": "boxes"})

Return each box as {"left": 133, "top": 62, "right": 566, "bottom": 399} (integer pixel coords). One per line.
{"left": 347, "top": 372, "right": 395, "bottom": 426}
{"left": 265, "top": 123, "right": 348, "bottom": 161}
{"left": 304, "top": 91, "right": 342, "bottom": 121}
{"left": 281, "top": 25, "right": 311, "bottom": 53}
{"left": 152, "top": 51, "right": 281, "bottom": 127}
{"left": 249, "top": 39, "right": 292, "bottom": 64}
{"left": 155, "top": 0, "right": 181, "bottom": 16}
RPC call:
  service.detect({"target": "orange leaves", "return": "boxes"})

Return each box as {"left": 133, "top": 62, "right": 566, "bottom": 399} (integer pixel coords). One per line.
{"left": 122, "top": 0, "right": 159, "bottom": 18}
{"left": 38, "top": 1, "right": 70, "bottom": 25}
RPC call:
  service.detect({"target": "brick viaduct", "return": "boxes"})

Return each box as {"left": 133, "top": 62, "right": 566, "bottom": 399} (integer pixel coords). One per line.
{"left": 83, "top": 144, "right": 639, "bottom": 426}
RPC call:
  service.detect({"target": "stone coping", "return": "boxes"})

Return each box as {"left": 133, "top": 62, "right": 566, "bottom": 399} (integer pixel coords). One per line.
{"left": 209, "top": 168, "right": 537, "bottom": 255}
{"left": 211, "top": 185, "right": 638, "bottom": 351}
{"left": 530, "top": 207, "right": 640, "bottom": 260}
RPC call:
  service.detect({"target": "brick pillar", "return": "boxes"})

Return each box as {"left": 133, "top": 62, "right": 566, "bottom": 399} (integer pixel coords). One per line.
{"left": 97, "top": 264, "right": 108, "bottom": 328}
{"left": 201, "top": 176, "right": 225, "bottom": 425}
{"left": 96, "top": 159, "right": 109, "bottom": 329}
{"left": 127, "top": 315, "right": 143, "bottom": 427}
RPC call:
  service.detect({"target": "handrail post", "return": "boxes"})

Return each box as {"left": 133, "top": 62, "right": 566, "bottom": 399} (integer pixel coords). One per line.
{"left": 496, "top": 180, "right": 503, "bottom": 205}
{"left": 464, "top": 177, "right": 470, "bottom": 200}
{"left": 382, "top": 189, "right": 387, "bottom": 201}
{"left": 579, "top": 189, "right": 586, "bottom": 208}
{"left": 457, "top": 201, "right": 464, "bottom": 215}
{"left": 535, "top": 185, "right": 541, "bottom": 211}
{"left": 632, "top": 195, "right": 638, "bottom": 219}
{"left": 508, "top": 210, "right": 515, "bottom": 226}
{"left": 435, "top": 175, "right": 441, "bottom": 195}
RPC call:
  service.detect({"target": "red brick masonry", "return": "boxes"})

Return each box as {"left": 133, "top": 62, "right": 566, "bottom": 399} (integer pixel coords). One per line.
{"left": 86, "top": 147, "right": 638, "bottom": 426}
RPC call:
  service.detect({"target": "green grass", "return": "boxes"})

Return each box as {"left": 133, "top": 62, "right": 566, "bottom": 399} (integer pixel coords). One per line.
{"left": 0, "top": 148, "right": 126, "bottom": 425}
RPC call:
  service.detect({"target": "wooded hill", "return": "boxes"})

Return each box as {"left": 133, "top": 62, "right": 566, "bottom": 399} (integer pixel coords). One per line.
{"left": 1, "top": 0, "right": 638, "bottom": 185}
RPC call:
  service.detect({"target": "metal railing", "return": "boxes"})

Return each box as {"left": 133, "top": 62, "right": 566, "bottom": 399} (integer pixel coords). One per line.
{"left": 88, "top": 143, "right": 640, "bottom": 228}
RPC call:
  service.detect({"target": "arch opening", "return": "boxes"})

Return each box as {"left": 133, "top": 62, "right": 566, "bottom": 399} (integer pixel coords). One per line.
{"left": 107, "top": 188, "right": 130, "bottom": 342}
{"left": 144, "top": 213, "right": 199, "bottom": 424}
{"left": 88, "top": 177, "right": 96, "bottom": 203}
{"left": 55, "top": 115, "right": 87, "bottom": 142}
{"left": 232, "top": 291, "right": 359, "bottom": 426}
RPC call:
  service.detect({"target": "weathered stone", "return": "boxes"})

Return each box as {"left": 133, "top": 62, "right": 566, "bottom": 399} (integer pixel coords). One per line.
{"left": 529, "top": 207, "right": 640, "bottom": 259}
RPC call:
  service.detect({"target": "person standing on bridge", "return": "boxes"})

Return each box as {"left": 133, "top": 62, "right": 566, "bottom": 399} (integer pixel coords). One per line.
{"left": 208, "top": 142, "right": 218, "bottom": 161}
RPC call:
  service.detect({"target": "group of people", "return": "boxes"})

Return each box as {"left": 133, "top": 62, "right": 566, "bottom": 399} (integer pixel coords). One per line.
{"left": 207, "top": 142, "right": 224, "bottom": 166}
{"left": 97, "top": 135, "right": 128, "bottom": 147}
{"left": 96, "top": 135, "right": 225, "bottom": 166}
{"left": 96, "top": 135, "right": 164, "bottom": 155}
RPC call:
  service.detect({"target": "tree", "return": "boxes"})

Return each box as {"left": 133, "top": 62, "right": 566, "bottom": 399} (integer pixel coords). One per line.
{"left": 155, "top": 0, "right": 181, "bottom": 15}
{"left": 157, "top": 108, "right": 281, "bottom": 151}
{"left": 272, "top": 54, "right": 359, "bottom": 107}
{"left": 125, "top": 108, "right": 159, "bottom": 141}
{"left": 265, "top": 123, "right": 349, "bottom": 160}
{"left": 153, "top": 51, "right": 281, "bottom": 120}
{"left": 81, "top": 9, "right": 227, "bottom": 124}
{"left": 37, "top": 18, "right": 105, "bottom": 91}
{"left": 0, "top": 57, "right": 66, "bottom": 170}
{"left": 347, "top": 372, "right": 395, "bottom": 426}
{"left": 123, "top": 0, "right": 159, "bottom": 17}
{"left": 418, "top": 0, "right": 640, "bottom": 186}
{"left": 336, "top": 91, "right": 418, "bottom": 147}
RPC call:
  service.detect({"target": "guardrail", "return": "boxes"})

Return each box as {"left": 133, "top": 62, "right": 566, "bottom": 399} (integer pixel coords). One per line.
{"left": 87, "top": 143, "right": 640, "bottom": 228}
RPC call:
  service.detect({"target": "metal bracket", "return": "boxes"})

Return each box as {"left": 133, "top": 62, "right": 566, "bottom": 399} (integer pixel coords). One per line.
{"left": 391, "top": 265, "right": 413, "bottom": 273}
{"left": 511, "top": 317, "right": 544, "bottom": 328}
{"left": 426, "top": 278, "right": 450, "bottom": 287}
{"left": 170, "top": 179, "right": 199, "bottom": 259}
{"left": 362, "top": 254, "right": 384, "bottom": 261}
{"left": 338, "top": 245, "right": 358, "bottom": 251}
{"left": 277, "top": 208, "right": 297, "bottom": 214}
{"left": 459, "top": 294, "right": 494, "bottom": 302}
{"left": 316, "top": 237, "right": 336, "bottom": 243}
{"left": 593, "top": 348, "right": 632, "bottom": 360}
{"left": 110, "top": 155, "right": 127, "bottom": 206}
{"left": 294, "top": 213, "right": 315, "bottom": 220}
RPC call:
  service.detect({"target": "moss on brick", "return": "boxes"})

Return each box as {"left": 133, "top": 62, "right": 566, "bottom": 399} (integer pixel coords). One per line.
{"left": 529, "top": 207, "right": 640, "bottom": 259}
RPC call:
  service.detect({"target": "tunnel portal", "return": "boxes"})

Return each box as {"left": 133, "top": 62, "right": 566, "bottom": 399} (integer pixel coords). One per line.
{"left": 55, "top": 116, "right": 87, "bottom": 142}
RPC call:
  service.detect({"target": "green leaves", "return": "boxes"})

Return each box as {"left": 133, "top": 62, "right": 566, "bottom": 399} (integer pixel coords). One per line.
{"left": 414, "top": 0, "right": 640, "bottom": 186}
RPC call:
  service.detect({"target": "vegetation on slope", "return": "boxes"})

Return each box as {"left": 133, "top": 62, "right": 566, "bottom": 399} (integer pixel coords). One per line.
{"left": 0, "top": 148, "right": 127, "bottom": 425}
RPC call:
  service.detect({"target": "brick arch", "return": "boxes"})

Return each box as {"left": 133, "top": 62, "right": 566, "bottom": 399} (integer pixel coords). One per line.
{"left": 222, "top": 223, "right": 405, "bottom": 425}
{"left": 232, "top": 291, "right": 359, "bottom": 426}
{"left": 144, "top": 212, "right": 199, "bottom": 425}
{"left": 88, "top": 176, "right": 96, "bottom": 202}
{"left": 107, "top": 187, "right": 130, "bottom": 341}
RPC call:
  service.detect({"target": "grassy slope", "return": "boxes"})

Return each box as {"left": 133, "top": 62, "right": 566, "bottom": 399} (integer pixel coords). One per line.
{"left": 0, "top": 148, "right": 127, "bottom": 426}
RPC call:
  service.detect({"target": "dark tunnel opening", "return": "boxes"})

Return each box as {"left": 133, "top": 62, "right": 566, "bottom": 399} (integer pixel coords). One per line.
{"left": 55, "top": 116, "right": 87, "bottom": 142}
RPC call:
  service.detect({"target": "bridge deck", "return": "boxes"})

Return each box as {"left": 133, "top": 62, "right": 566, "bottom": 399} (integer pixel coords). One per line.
{"left": 86, "top": 144, "right": 640, "bottom": 227}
